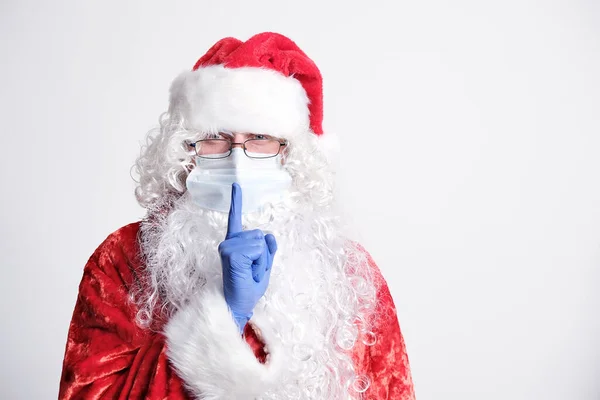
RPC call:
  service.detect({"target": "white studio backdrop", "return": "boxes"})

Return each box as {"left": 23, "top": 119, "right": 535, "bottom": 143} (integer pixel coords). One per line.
{"left": 1, "top": 1, "right": 599, "bottom": 399}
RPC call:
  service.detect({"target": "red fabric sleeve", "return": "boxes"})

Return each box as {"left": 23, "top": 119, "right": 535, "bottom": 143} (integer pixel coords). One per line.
{"left": 59, "top": 223, "right": 266, "bottom": 399}
{"left": 352, "top": 249, "right": 416, "bottom": 400}
{"left": 59, "top": 223, "right": 189, "bottom": 399}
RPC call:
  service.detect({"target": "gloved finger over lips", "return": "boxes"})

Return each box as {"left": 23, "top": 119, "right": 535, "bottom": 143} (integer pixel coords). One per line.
{"left": 226, "top": 183, "right": 243, "bottom": 239}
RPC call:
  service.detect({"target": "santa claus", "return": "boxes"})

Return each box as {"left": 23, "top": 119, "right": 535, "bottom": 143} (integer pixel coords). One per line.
{"left": 59, "top": 32, "right": 415, "bottom": 399}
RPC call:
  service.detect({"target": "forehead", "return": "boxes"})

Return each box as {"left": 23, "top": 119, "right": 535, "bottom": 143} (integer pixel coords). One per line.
{"left": 215, "top": 131, "right": 273, "bottom": 138}
{"left": 218, "top": 130, "right": 247, "bottom": 136}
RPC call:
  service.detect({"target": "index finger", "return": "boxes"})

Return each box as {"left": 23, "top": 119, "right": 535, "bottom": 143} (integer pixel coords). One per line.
{"left": 226, "top": 183, "right": 243, "bottom": 239}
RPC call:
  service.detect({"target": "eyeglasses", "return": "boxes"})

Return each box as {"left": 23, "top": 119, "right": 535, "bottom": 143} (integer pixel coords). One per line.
{"left": 190, "top": 137, "right": 288, "bottom": 159}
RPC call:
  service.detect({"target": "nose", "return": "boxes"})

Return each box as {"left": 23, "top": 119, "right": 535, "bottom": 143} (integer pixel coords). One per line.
{"left": 231, "top": 133, "right": 248, "bottom": 149}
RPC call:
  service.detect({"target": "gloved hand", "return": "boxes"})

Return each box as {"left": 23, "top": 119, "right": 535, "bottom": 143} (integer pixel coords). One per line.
{"left": 219, "top": 183, "right": 277, "bottom": 333}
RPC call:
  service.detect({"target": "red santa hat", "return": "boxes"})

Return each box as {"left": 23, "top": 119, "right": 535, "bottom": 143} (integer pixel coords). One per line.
{"left": 169, "top": 32, "right": 324, "bottom": 139}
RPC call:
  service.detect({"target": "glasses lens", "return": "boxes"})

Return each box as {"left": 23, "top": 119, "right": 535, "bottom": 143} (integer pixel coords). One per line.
{"left": 197, "top": 139, "right": 230, "bottom": 158}
{"left": 244, "top": 139, "right": 282, "bottom": 158}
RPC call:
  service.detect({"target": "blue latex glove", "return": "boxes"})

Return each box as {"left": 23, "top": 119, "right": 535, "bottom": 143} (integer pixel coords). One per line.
{"left": 219, "top": 183, "right": 277, "bottom": 333}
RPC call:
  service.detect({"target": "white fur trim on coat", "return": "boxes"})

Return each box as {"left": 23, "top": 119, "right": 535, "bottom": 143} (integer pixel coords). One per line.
{"left": 164, "top": 286, "right": 284, "bottom": 400}
{"left": 169, "top": 65, "right": 310, "bottom": 139}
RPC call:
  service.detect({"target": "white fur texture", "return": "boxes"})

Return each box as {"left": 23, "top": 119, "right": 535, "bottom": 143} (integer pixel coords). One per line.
{"left": 134, "top": 116, "right": 377, "bottom": 398}
{"left": 169, "top": 65, "right": 310, "bottom": 138}
{"left": 164, "top": 285, "right": 284, "bottom": 400}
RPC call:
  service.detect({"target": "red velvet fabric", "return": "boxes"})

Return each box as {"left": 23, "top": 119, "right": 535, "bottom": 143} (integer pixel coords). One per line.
{"left": 59, "top": 222, "right": 415, "bottom": 399}
{"left": 192, "top": 32, "right": 324, "bottom": 136}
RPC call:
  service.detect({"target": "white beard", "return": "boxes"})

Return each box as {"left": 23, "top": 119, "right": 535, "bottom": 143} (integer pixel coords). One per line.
{"left": 136, "top": 191, "right": 378, "bottom": 399}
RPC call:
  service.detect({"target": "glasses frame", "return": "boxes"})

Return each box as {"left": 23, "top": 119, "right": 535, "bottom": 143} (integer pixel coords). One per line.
{"left": 190, "top": 137, "right": 288, "bottom": 159}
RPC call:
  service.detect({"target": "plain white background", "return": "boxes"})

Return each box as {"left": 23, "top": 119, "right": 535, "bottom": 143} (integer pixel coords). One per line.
{"left": 1, "top": 0, "right": 599, "bottom": 398}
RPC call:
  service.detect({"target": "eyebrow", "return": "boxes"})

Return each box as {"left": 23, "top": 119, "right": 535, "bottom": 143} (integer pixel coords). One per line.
{"left": 217, "top": 132, "right": 273, "bottom": 139}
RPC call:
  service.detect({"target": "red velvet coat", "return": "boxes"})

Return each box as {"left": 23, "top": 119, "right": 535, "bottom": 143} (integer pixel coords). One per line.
{"left": 59, "top": 222, "right": 415, "bottom": 399}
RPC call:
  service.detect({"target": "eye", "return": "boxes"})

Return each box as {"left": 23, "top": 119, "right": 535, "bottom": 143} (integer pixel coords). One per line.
{"left": 253, "top": 134, "right": 269, "bottom": 140}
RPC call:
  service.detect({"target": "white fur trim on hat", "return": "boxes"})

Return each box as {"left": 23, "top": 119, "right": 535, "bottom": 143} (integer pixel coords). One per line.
{"left": 169, "top": 65, "right": 311, "bottom": 139}
{"left": 164, "top": 286, "right": 284, "bottom": 399}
